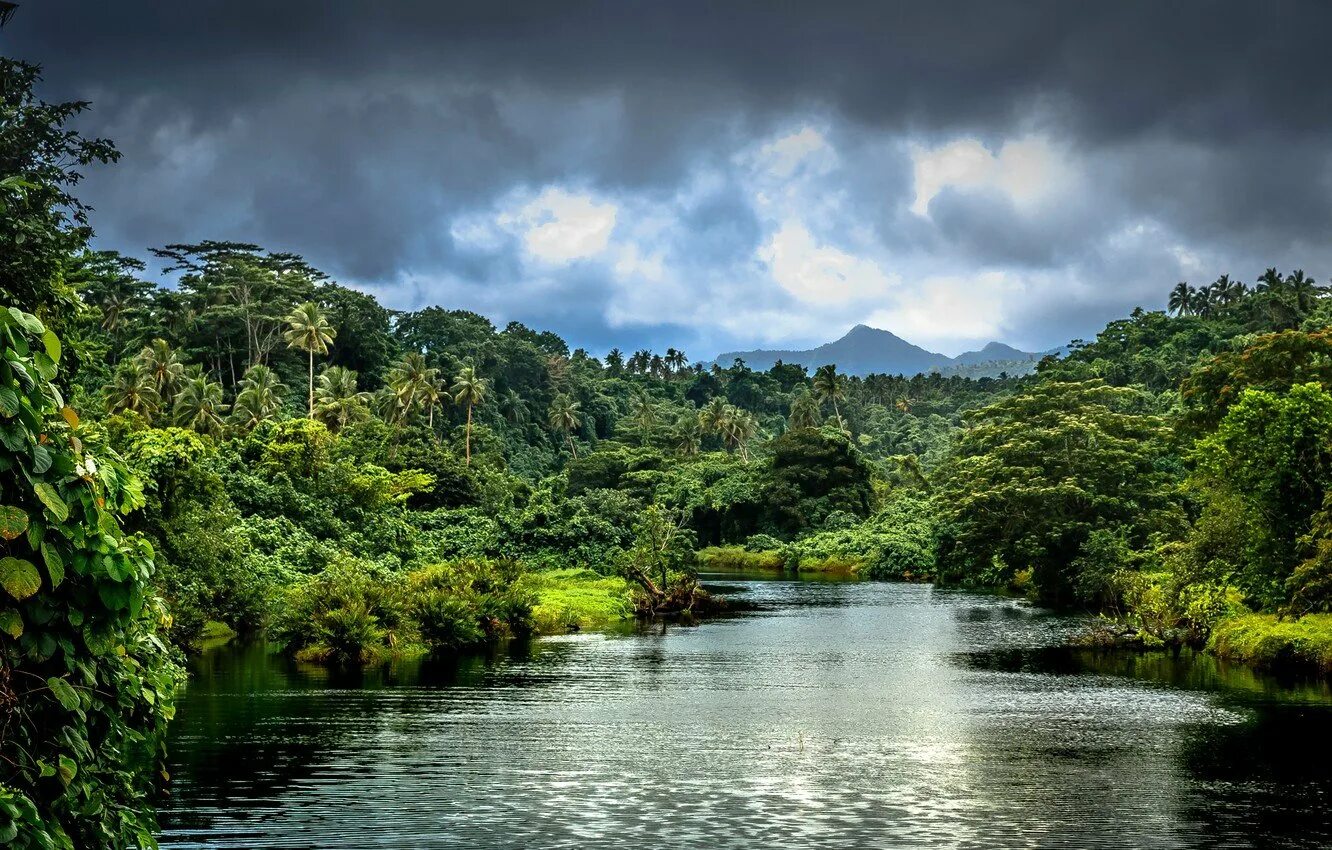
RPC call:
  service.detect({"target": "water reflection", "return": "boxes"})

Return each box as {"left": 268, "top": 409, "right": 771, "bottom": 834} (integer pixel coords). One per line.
{"left": 160, "top": 580, "right": 1332, "bottom": 849}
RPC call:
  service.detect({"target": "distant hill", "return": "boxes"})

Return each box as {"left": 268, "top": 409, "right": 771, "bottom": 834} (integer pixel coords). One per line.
{"left": 714, "top": 324, "right": 1045, "bottom": 378}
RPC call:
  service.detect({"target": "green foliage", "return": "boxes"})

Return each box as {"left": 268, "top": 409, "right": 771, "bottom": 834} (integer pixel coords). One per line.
{"left": 934, "top": 379, "right": 1184, "bottom": 604}
{"left": 0, "top": 310, "right": 178, "bottom": 849}
{"left": 696, "top": 546, "right": 786, "bottom": 572}
{"left": 522, "top": 568, "right": 635, "bottom": 632}
{"left": 764, "top": 427, "right": 874, "bottom": 535}
{"left": 1209, "top": 613, "right": 1332, "bottom": 673}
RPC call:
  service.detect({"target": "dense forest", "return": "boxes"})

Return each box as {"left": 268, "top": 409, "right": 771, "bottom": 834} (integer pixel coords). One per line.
{"left": 5, "top": 54, "right": 1332, "bottom": 847}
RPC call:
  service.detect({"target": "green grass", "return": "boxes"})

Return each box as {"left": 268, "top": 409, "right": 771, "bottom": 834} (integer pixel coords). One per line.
{"left": 1208, "top": 613, "right": 1332, "bottom": 673}
{"left": 696, "top": 546, "right": 786, "bottom": 572}
{"left": 793, "top": 555, "right": 864, "bottom": 575}
{"left": 521, "top": 568, "right": 636, "bottom": 634}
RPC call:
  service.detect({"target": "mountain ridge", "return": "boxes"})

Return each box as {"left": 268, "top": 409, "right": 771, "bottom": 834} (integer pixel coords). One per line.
{"left": 714, "top": 325, "right": 1045, "bottom": 378}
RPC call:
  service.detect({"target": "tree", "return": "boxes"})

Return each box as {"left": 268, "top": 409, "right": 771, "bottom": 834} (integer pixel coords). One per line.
{"left": 1168, "top": 281, "right": 1193, "bottom": 316}
{"left": 604, "top": 348, "right": 625, "bottom": 376}
{"left": 385, "top": 352, "right": 439, "bottom": 429}
{"left": 671, "top": 412, "right": 703, "bottom": 456}
{"left": 933, "top": 379, "right": 1183, "bottom": 604}
{"left": 314, "top": 365, "right": 371, "bottom": 432}
{"left": 1192, "top": 383, "right": 1332, "bottom": 607}
{"left": 283, "top": 301, "right": 336, "bottom": 418}
{"left": 813, "top": 364, "right": 846, "bottom": 418}
{"left": 451, "top": 365, "right": 488, "bottom": 465}
{"left": 230, "top": 363, "right": 286, "bottom": 430}
{"left": 134, "top": 338, "right": 185, "bottom": 400}
{"left": 173, "top": 371, "right": 228, "bottom": 437}
{"left": 547, "top": 394, "right": 583, "bottom": 458}
{"left": 631, "top": 389, "right": 657, "bottom": 445}
{"left": 104, "top": 362, "right": 160, "bottom": 421}
{"left": 0, "top": 61, "right": 121, "bottom": 329}
{"left": 788, "top": 389, "right": 821, "bottom": 430}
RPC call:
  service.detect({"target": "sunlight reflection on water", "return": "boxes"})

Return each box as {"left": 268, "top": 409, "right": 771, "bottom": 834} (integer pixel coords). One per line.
{"left": 159, "top": 580, "right": 1332, "bottom": 849}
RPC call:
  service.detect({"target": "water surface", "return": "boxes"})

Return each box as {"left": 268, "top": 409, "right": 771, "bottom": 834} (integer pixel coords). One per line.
{"left": 159, "top": 578, "right": 1332, "bottom": 848}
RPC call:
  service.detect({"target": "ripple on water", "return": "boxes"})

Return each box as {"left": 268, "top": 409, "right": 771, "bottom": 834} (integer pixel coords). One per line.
{"left": 160, "top": 580, "right": 1332, "bottom": 849}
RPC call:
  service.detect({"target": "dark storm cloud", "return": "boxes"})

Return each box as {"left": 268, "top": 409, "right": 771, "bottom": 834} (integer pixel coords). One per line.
{"left": 5, "top": 1, "right": 1332, "bottom": 354}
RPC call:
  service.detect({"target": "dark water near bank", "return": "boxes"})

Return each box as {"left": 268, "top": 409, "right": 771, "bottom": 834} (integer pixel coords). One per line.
{"left": 158, "top": 578, "right": 1332, "bottom": 849}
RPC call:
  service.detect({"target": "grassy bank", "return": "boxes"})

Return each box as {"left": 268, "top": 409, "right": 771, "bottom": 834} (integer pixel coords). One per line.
{"left": 522, "top": 568, "right": 636, "bottom": 633}
{"left": 1208, "top": 614, "right": 1332, "bottom": 674}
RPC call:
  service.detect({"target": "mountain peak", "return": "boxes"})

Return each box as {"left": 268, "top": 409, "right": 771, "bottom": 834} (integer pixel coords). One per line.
{"left": 715, "top": 327, "right": 1041, "bottom": 377}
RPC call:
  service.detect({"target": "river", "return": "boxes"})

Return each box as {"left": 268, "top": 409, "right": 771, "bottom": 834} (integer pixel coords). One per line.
{"left": 158, "top": 576, "right": 1332, "bottom": 848}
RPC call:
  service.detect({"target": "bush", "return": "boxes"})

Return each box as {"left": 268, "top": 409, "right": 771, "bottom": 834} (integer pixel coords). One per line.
{"left": 272, "top": 558, "right": 411, "bottom": 664}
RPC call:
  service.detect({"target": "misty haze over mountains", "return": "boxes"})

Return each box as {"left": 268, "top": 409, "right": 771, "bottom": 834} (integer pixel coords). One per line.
{"left": 714, "top": 325, "right": 1052, "bottom": 378}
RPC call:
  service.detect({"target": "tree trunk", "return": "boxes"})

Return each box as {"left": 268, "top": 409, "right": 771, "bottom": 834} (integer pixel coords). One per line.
{"left": 307, "top": 348, "right": 314, "bottom": 418}
{"left": 567, "top": 432, "right": 577, "bottom": 458}
{"left": 465, "top": 403, "right": 472, "bottom": 465}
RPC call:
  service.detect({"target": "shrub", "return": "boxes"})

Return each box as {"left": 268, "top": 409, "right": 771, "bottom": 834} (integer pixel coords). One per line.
{"left": 1209, "top": 614, "right": 1332, "bottom": 673}
{"left": 272, "top": 558, "right": 410, "bottom": 663}
{"left": 521, "top": 568, "right": 635, "bottom": 632}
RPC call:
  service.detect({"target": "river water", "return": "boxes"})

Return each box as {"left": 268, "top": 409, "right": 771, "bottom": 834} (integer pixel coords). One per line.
{"left": 158, "top": 577, "right": 1332, "bottom": 849}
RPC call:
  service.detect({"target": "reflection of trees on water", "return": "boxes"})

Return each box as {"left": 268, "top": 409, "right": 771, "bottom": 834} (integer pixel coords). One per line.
{"left": 160, "top": 638, "right": 570, "bottom": 835}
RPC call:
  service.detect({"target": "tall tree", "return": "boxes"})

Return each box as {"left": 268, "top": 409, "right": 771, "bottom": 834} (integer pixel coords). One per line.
{"left": 813, "top": 364, "right": 847, "bottom": 418}
{"left": 173, "top": 371, "right": 228, "bottom": 437}
{"left": 451, "top": 365, "right": 488, "bottom": 465}
{"left": 548, "top": 394, "right": 583, "bottom": 458}
{"left": 283, "top": 301, "right": 336, "bottom": 417}
{"left": 229, "top": 364, "right": 286, "bottom": 430}
{"left": 314, "top": 365, "right": 371, "bottom": 432}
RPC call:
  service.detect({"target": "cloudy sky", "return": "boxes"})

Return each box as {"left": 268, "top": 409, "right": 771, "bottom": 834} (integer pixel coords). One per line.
{"left": 8, "top": 1, "right": 1332, "bottom": 357}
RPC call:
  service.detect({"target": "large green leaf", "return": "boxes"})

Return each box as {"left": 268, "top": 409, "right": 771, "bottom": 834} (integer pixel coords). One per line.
{"left": 41, "top": 328, "right": 61, "bottom": 363}
{"left": 0, "top": 557, "right": 41, "bottom": 600}
{"left": 33, "top": 482, "right": 68, "bottom": 522}
{"left": 7, "top": 307, "right": 44, "bottom": 335}
{"left": 57, "top": 754, "right": 77, "bottom": 786}
{"left": 0, "top": 505, "right": 27, "bottom": 541}
{"left": 47, "top": 677, "right": 80, "bottom": 712}
{"left": 41, "top": 544, "right": 64, "bottom": 589}
{"left": 0, "top": 608, "right": 22, "bottom": 639}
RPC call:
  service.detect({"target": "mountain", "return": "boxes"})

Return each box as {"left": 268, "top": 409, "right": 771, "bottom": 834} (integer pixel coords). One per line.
{"left": 713, "top": 325, "right": 1044, "bottom": 378}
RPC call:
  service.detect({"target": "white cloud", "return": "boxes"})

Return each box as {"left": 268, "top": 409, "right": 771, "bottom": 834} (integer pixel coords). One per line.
{"left": 759, "top": 221, "right": 898, "bottom": 305}
{"left": 866, "top": 272, "right": 1021, "bottom": 346}
{"left": 496, "top": 187, "right": 618, "bottom": 264}
{"left": 909, "top": 135, "right": 1076, "bottom": 217}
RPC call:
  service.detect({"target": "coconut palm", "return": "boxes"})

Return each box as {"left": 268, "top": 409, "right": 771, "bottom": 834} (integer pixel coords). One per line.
{"left": 671, "top": 412, "right": 704, "bottom": 456}
{"left": 1167, "top": 281, "right": 1193, "bottom": 316}
{"left": 700, "top": 396, "right": 730, "bottom": 436}
{"left": 812, "top": 364, "right": 846, "bottom": 418}
{"left": 314, "top": 366, "right": 372, "bottom": 432}
{"left": 1256, "top": 267, "right": 1286, "bottom": 293}
{"left": 283, "top": 301, "right": 337, "bottom": 417}
{"left": 788, "top": 390, "right": 821, "bottom": 430}
{"left": 722, "top": 406, "right": 758, "bottom": 462}
{"left": 385, "top": 352, "right": 439, "bottom": 428}
{"left": 631, "top": 389, "right": 657, "bottom": 445}
{"left": 173, "top": 373, "right": 228, "bottom": 437}
{"left": 501, "top": 389, "right": 530, "bottom": 425}
{"left": 1286, "top": 269, "right": 1326, "bottom": 316}
{"left": 451, "top": 365, "right": 488, "bottom": 465}
{"left": 134, "top": 339, "right": 186, "bottom": 399}
{"left": 605, "top": 348, "right": 625, "bottom": 375}
{"left": 104, "top": 363, "right": 161, "bottom": 421}
{"left": 229, "top": 364, "right": 286, "bottom": 430}
{"left": 547, "top": 394, "right": 583, "bottom": 458}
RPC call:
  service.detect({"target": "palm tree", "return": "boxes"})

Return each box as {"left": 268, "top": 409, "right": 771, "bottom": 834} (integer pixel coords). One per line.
{"left": 664, "top": 347, "right": 687, "bottom": 376}
{"left": 135, "top": 339, "right": 185, "bottom": 399}
{"left": 501, "top": 388, "right": 530, "bottom": 425}
{"left": 173, "top": 373, "right": 228, "bottom": 437}
{"left": 605, "top": 348, "right": 625, "bottom": 375}
{"left": 314, "top": 366, "right": 372, "bottom": 432}
{"left": 1286, "top": 269, "right": 1325, "bottom": 316}
{"left": 104, "top": 363, "right": 161, "bottom": 421}
{"left": 385, "top": 352, "right": 438, "bottom": 428}
{"left": 1167, "top": 281, "right": 1193, "bottom": 316}
{"left": 283, "top": 301, "right": 337, "bottom": 418}
{"left": 1256, "top": 267, "right": 1286, "bottom": 293}
{"left": 671, "top": 412, "right": 703, "bottom": 456}
{"left": 547, "top": 394, "right": 583, "bottom": 458}
{"left": 722, "top": 406, "right": 758, "bottom": 462}
{"left": 631, "top": 389, "right": 657, "bottom": 445}
{"left": 700, "top": 396, "right": 730, "bottom": 437}
{"left": 451, "top": 365, "right": 488, "bottom": 465}
{"left": 229, "top": 364, "right": 286, "bottom": 430}
{"left": 812, "top": 364, "right": 846, "bottom": 418}
{"left": 788, "top": 390, "right": 820, "bottom": 430}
